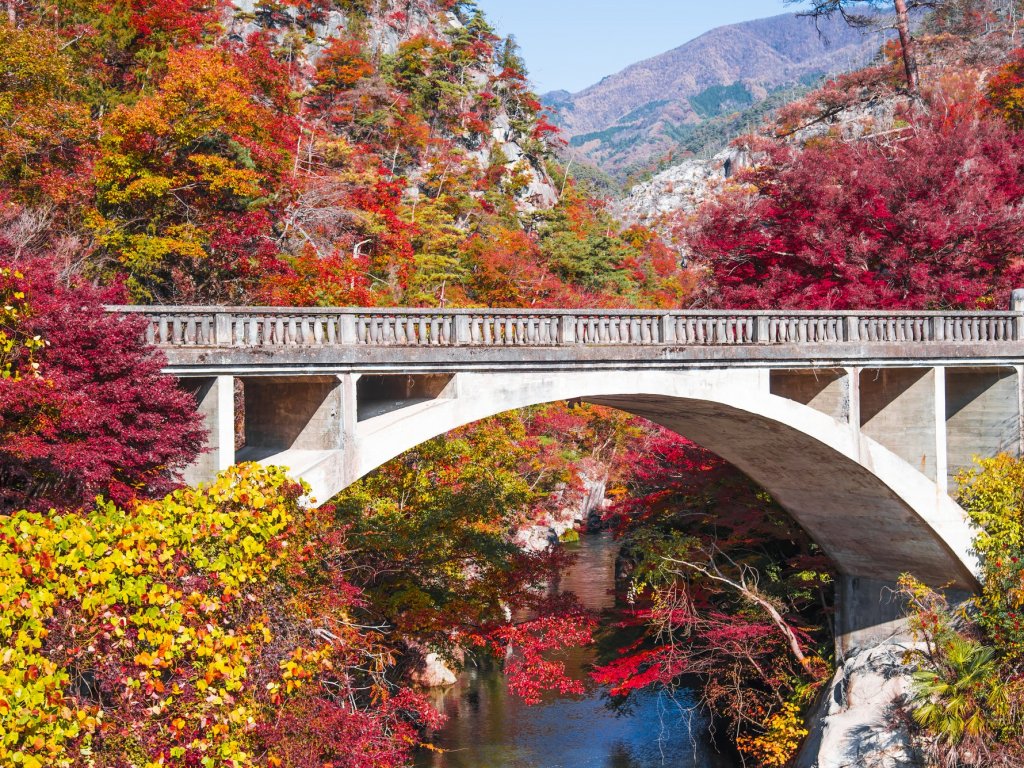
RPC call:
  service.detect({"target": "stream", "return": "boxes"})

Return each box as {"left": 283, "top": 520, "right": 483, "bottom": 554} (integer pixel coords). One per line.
{"left": 413, "top": 532, "right": 736, "bottom": 768}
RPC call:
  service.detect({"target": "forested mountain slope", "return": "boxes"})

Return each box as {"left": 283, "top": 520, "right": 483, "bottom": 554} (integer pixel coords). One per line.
{"left": 0, "top": 0, "right": 691, "bottom": 309}
{"left": 543, "top": 12, "right": 886, "bottom": 177}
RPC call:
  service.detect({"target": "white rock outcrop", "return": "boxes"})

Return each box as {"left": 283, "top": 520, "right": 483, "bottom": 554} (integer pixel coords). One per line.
{"left": 613, "top": 146, "right": 753, "bottom": 230}
{"left": 798, "top": 641, "right": 923, "bottom": 768}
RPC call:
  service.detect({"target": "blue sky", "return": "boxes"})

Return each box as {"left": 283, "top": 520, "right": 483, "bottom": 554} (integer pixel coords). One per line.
{"left": 473, "top": 1, "right": 803, "bottom": 93}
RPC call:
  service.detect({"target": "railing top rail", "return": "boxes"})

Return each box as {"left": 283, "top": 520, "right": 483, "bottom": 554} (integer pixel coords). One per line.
{"left": 107, "top": 305, "right": 1024, "bottom": 318}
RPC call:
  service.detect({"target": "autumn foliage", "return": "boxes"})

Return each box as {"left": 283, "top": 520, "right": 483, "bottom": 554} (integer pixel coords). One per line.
{"left": 594, "top": 430, "right": 834, "bottom": 766}
{"left": 691, "top": 111, "right": 1024, "bottom": 310}
{"left": 0, "top": 254, "right": 204, "bottom": 513}
{"left": 0, "top": 464, "right": 440, "bottom": 767}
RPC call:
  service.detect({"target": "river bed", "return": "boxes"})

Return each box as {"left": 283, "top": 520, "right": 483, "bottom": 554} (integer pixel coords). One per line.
{"left": 413, "top": 532, "right": 736, "bottom": 768}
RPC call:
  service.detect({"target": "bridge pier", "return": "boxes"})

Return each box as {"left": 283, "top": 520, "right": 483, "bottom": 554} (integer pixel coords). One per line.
{"left": 182, "top": 376, "right": 235, "bottom": 487}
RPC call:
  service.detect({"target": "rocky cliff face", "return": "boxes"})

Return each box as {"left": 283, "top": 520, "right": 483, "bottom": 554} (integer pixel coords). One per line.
{"left": 544, "top": 13, "right": 886, "bottom": 177}
{"left": 231, "top": 0, "right": 560, "bottom": 213}
{"left": 612, "top": 145, "right": 752, "bottom": 231}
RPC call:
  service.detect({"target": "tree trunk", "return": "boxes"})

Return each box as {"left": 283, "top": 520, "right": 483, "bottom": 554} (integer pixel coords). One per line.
{"left": 893, "top": 0, "right": 920, "bottom": 94}
{"left": 6, "top": 0, "right": 16, "bottom": 25}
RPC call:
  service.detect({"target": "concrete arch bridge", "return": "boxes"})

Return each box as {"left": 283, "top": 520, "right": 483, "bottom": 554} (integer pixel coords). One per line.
{"left": 115, "top": 302, "right": 1024, "bottom": 649}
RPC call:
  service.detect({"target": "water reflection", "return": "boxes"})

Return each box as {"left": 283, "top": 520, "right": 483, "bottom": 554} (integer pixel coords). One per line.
{"left": 413, "top": 533, "right": 734, "bottom": 768}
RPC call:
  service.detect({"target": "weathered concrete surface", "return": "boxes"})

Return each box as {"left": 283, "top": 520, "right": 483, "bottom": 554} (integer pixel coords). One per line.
{"left": 861, "top": 369, "right": 938, "bottom": 482}
{"left": 946, "top": 366, "right": 1019, "bottom": 484}
{"left": 771, "top": 368, "right": 851, "bottom": 422}
{"left": 181, "top": 376, "right": 234, "bottom": 486}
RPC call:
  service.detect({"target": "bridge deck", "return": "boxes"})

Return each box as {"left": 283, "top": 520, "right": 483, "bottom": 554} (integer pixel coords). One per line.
{"left": 112, "top": 306, "right": 1024, "bottom": 374}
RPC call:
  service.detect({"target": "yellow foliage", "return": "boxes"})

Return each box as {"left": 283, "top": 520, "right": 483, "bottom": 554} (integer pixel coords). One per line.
{"left": 0, "top": 464, "right": 323, "bottom": 767}
{"left": 735, "top": 701, "right": 809, "bottom": 768}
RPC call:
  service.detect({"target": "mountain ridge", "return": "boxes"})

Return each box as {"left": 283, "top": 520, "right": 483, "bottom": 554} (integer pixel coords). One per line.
{"left": 543, "top": 12, "right": 888, "bottom": 177}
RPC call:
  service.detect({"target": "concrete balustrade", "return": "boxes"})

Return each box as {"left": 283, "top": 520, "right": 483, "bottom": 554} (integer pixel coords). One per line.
{"left": 112, "top": 306, "right": 1024, "bottom": 349}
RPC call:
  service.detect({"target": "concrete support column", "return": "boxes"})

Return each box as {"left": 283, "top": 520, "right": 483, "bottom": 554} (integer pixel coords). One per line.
{"left": 835, "top": 576, "right": 907, "bottom": 658}
{"left": 1018, "top": 365, "right": 1024, "bottom": 459}
{"left": 182, "top": 376, "right": 235, "bottom": 486}
{"left": 339, "top": 374, "right": 358, "bottom": 446}
{"left": 845, "top": 367, "right": 861, "bottom": 431}
{"left": 934, "top": 366, "right": 948, "bottom": 496}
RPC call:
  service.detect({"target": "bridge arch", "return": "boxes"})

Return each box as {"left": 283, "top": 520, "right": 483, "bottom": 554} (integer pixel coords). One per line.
{"left": 344, "top": 369, "right": 978, "bottom": 593}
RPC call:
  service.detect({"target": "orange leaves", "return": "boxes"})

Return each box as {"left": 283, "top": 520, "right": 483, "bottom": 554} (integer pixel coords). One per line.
{"left": 92, "top": 46, "right": 293, "bottom": 302}
{"left": 0, "top": 24, "right": 90, "bottom": 189}
{"left": 987, "top": 48, "right": 1024, "bottom": 131}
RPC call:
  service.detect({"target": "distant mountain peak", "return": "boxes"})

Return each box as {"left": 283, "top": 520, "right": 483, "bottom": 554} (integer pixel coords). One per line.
{"left": 544, "top": 12, "right": 887, "bottom": 179}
